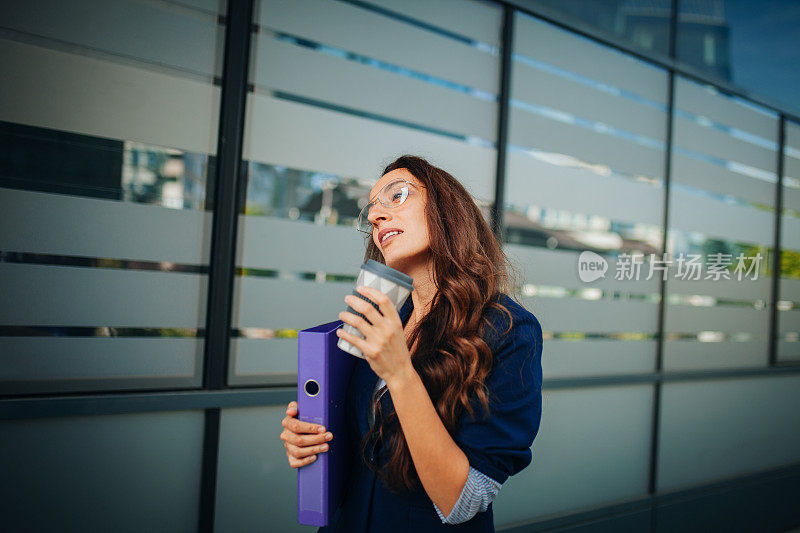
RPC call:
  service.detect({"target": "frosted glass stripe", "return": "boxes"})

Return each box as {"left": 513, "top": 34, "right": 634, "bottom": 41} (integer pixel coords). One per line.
{"left": 779, "top": 279, "right": 800, "bottom": 300}
{"left": 0, "top": 38, "right": 220, "bottom": 155}
{"left": 230, "top": 338, "right": 297, "bottom": 377}
{"left": 671, "top": 153, "right": 775, "bottom": 207}
{"left": 232, "top": 278, "right": 348, "bottom": 329}
{"left": 253, "top": 36, "right": 497, "bottom": 141}
{"left": 237, "top": 215, "right": 366, "bottom": 272}
{"left": 788, "top": 121, "right": 800, "bottom": 150}
{"left": 781, "top": 215, "right": 800, "bottom": 250}
{"left": 542, "top": 340, "right": 656, "bottom": 378}
{"left": 512, "top": 61, "right": 667, "bottom": 141}
{"left": 674, "top": 115, "right": 777, "bottom": 173}
{"left": 514, "top": 14, "right": 667, "bottom": 104}
{"left": 664, "top": 305, "right": 769, "bottom": 336}
{"left": 531, "top": 298, "right": 658, "bottom": 333}
{"left": 243, "top": 92, "right": 496, "bottom": 202}
{"left": 663, "top": 340, "right": 768, "bottom": 371}
{"left": 0, "top": 0, "right": 223, "bottom": 77}
{"left": 777, "top": 341, "right": 800, "bottom": 362}
{"left": 0, "top": 188, "right": 212, "bottom": 264}
{"left": 492, "top": 385, "right": 652, "bottom": 525}
{"left": 258, "top": 0, "right": 499, "bottom": 94}
{"left": 509, "top": 109, "right": 664, "bottom": 180}
{"left": 778, "top": 310, "right": 800, "bottom": 334}
{"left": 666, "top": 278, "right": 770, "bottom": 302}
{"left": 504, "top": 244, "right": 662, "bottom": 294}
{"left": 786, "top": 155, "right": 800, "bottom": 184}
{"left": 361, "top": 0, "right": 502, "bottom": 46}
{"left": 0, "top": 337, "right": 199, "bottom": 379}
{"left": 506, "top": 151, "right": 664, "bottom": 226}
{"left": 658, "top": 376, "right": 800, "bottom": 491}
{"left": 0, "top": 263, "right": 207, "bottom": 327}
{"left": 669, "top": 187, "right": 774, "bottom": 245}
{"left": 674, "top": 77, "right": 778, "bottom": 141}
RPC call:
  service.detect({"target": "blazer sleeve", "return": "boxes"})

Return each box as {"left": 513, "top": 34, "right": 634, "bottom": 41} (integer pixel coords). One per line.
{"left": 453, "top": 306, "right": 544, "bottom": 486}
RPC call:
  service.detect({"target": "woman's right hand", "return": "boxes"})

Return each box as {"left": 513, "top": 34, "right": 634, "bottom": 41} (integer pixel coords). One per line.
{"left": 281, "top": 401, "right": 334, "bottom": 469}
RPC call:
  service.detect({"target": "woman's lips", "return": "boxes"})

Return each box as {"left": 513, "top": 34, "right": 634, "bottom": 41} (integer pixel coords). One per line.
{"left": 381, "top": 232, "right": 401, "bottom": 246}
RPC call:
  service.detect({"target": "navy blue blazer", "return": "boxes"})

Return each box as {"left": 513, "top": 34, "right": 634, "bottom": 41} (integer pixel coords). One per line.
{"left": 319, "top": 293, "right": 543, "bottom": 532}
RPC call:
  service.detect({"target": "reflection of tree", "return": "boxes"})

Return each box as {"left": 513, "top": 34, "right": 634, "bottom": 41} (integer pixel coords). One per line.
{"left": 781, "top": 249, "right": 800, "bottom": 280}
{"left": 299, "top": 185, "right": 361, "bottom": 225}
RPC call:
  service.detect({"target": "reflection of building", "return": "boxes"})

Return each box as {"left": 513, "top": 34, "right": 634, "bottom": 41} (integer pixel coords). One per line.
{"left": 674, "top": 0, "right": 732, "bottom": 79}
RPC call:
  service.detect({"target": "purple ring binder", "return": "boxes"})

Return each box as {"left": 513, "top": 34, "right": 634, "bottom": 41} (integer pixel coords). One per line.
{"left": 297, "top": 319, "right": 357, "bottom": 527}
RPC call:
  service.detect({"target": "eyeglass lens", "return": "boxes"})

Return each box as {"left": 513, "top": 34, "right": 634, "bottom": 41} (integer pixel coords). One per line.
{"left": 358, "top": 180, "right": 409, "bottom": 232}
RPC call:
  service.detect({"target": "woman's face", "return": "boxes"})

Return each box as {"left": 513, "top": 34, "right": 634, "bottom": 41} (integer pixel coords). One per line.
{"left": 367, "top": 168, "right": 431, "bottom": 270}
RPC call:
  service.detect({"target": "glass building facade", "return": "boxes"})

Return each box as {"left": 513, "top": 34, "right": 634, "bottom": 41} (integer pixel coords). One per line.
{"left": 1, "top": 0, "right": 799, "bottom": 531}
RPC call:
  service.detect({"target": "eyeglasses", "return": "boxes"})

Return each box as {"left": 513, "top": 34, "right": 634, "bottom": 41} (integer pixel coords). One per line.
{"left": 356, "top": 179, "right": 424, "bottom": 234}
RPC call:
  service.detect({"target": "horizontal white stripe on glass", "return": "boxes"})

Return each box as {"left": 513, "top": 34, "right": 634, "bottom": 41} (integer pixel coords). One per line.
{"left": 504, "top": 244, "right": 662, "bottom": 294}
{"left": 674, "top": 77, "right": 778, "bottom": 142}
{"left": 542, "top": 340, "right": 657, "bottom": 378}
{"left": 232, "top": 277, "right": 350, "bottom": 329}
{"left": 666, "top": 278, "right": 771, "bottom": 302}
{"left": 664, "top": 305, "right": 768, "bottom": 336}
{"left": 514, "top": 13, "right": 667, "bottom": 105}
{"left": 530, "top": 298, "right": 658, "bottom": 334}
{"left": 252, "top": 35, "right": 497, "bottom": 142}
{"left": 669, "top": 187, "right": 773, "bottom": 245}
{"left": 658, "top": 376, "right": 800, "bottom": 491}
{"left": 0, "top": 0, "right": 223, "bottom": 78}
{"left": 0, "top": 337, "right": 201, "bottom": 381}
{"left": 663, "top": 340, "right": 768, "bottom": 371}
{"left": 781, "top": 215, "right": 800, "bottom": 250}
{"left": 237, "top": 215, "right": 366, "bottom": 272}
{"left": 512, "top": 61, "right": 667, "bottom": 142}
{"left": 258, "top": 0, "right": 499, "bottom": 94}
{"left": 674, "top": 115, "right": 777, "bottom": 175}
{"left": 243, "top": 92, "right": 496, "bottom": 202}
{"left": 0, "top": 188, "right": 211, "bottom": 264}
{"left": 0, "top": 38, "right": 220, "bottom": 155}
{"left": 509, "top": 108, "right": 664, "bottom": 181}
{"left": 671, "top": 153, "right": 775, "bottom": 207}
{"left": 506, "top": 151, "right": 664, "bottom": 227}
{"left": 360, "top": 0, "right": 502, "bottom": 46}
{"left": 0, "top": 263, "right": 207, "bottom": 327}
{"left": 230, "top": 338, "right": 298, "bottom": 378}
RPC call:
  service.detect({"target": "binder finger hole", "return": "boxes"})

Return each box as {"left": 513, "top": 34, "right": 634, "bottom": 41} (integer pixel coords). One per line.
{"left": 304, "top": 379, "right": 320, "bottom": 397}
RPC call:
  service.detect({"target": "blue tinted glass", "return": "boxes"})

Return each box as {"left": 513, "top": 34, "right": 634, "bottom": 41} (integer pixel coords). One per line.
{"left": 677, "top": 0, "right": 800, "bottom": 115}
{"left": 521, "top": 0, "right": 673, "bottom": 57}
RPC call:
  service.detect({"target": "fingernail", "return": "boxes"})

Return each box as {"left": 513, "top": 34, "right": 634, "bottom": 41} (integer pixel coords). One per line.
{"left": 326, "top": 433, "right": 333, "bottom": 440}
{"left": 310, "top": 455, "right": 316, "bottom": 461}
{"left": 318, "top": 426, "right": 326, "bottom": 433}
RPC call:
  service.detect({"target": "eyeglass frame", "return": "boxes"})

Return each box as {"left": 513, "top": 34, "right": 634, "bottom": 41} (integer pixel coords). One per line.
{"left": 356, "top": 178, "right": 426, "bottom": 235}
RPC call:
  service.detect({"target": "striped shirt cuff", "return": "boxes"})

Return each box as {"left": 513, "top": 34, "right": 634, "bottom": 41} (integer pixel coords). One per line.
{"left": 432, "top": 466, "right": 502, "bottom": 525}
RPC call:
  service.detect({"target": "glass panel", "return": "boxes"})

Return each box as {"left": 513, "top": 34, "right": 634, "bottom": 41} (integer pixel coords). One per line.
{"left": 777, "top": 120, "right": 800, "bottom": 361}
{"left": 507, "top": 12, "right": 668, "bottom": 378}
{"left": 0, "top": 0, "right": 225, "bottom": 394}
{"left": 494, "top": 385, "right": 653, "bottom": 526}
{"left": 658, "top": 375, "right": 800, "bottom": 491}
{"left": 664, "top": 75, "right": 777, "bottom": 371}
{"left": 0, "top": 410, "right": 204, "bottom": 532}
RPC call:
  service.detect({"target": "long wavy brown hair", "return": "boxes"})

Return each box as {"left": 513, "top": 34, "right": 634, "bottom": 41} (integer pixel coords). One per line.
{"left": 360, "top": 154, "right": 524, "bottom": 493}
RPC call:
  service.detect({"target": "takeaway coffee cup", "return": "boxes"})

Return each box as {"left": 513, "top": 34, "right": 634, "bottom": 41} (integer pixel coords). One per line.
{"left": 337, "top": 259, "right": 414, "bottom": 358}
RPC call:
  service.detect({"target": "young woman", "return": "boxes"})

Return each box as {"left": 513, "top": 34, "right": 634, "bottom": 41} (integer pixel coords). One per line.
{"left": 280, "top": 155, "right": 543, "bottom": 532}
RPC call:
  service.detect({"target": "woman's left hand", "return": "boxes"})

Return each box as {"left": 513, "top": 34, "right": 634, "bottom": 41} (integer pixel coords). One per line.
{"left": 337, "top": 285, "right": 413, "bottom": 387}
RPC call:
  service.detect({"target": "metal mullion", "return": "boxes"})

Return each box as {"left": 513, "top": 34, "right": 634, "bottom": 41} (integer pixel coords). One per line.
{"left": 199, "top": 1, "right": 254, "bottom": 532}
{"left": 770, "top": 115, "right": 787, "bottom": 367}
{"left": 492, "top": 4, "right": 514, "bottom": 243}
